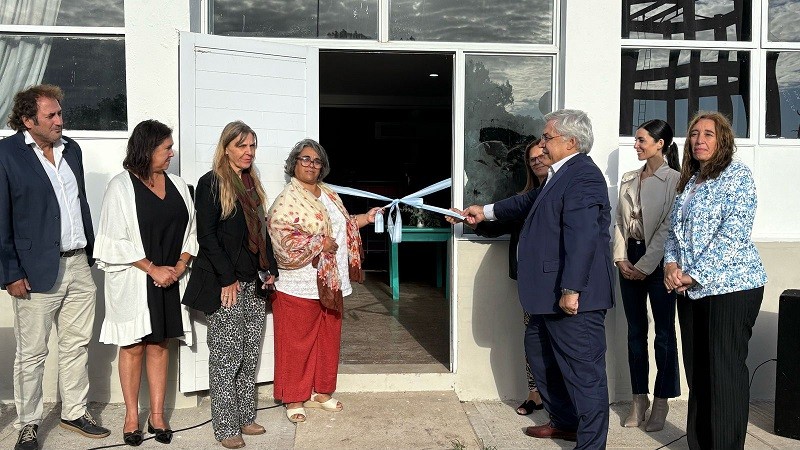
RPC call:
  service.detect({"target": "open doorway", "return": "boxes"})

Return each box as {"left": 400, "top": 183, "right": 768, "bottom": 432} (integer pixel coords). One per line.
{"left": 319, "top": 51, "right": 454, "bottom": 373}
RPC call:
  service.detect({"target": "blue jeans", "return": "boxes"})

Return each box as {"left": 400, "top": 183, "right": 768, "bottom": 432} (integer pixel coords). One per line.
{"left": 618, "top": 239, "right": 679, "bottom": 398}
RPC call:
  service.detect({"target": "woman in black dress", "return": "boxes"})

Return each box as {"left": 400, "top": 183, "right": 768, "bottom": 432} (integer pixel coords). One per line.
{"left": 95, "top": 120, "right": 198, "bottom": 446}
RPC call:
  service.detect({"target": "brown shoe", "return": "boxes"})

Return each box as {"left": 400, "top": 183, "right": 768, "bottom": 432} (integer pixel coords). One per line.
{"left": 524, "top": 423, "right": 577, "bottom": 441}
{"left": 241, "top": 422, "right": 266, "bottom": 435}
{"left": 220, "top": 435, "right": 245, "bottom": 449}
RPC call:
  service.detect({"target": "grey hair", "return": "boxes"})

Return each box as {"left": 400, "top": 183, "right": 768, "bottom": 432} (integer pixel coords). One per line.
{"left": 283, "top": 138, "right": 331, "bottom": 181}
{"left": 543, "top": 109, "right": 594, "bottom": 154}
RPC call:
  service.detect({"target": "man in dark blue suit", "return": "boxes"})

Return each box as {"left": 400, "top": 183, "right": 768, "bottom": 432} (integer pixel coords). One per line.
{"left": 0, "top": 85, "right": 109, "bottom": 450}
{"left": 464, "top": 109, "right": 613, "bottom": 449}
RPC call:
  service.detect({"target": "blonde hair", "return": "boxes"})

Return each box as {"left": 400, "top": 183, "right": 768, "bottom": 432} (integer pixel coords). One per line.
{"left": 211, "top": 121, "right": 267, "bottom": 218}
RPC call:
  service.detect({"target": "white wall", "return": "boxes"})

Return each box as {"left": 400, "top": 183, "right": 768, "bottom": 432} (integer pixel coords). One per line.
{"left": 2, "top": 0, "right": 797, "bottom": 407}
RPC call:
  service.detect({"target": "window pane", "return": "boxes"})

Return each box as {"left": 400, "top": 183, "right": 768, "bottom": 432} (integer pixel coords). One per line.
{"left": 391, "top": 0, "right": 553, "bottom": 44}
{"left": 0, "top": 1, "right": 124, "bottom": 27}
{"left": 463, "top": 55, "right": 552, "bottom": 211}
{"left": 622, "top": 0, "right": 751, "bottom": 41}
{"left": 620, "top": 48, "right": 750, "bottom": 137}
{"left": 766, "top": 52, "right": 800, "bottom": 139}
{"left": 212, "top": 0, "right": 378, "bottom": 39}
{"left": 768, "top": 1, "right": 800, "bottom": 42}
{"left": 0, "top": 36, "right": 127, "bottom": 131}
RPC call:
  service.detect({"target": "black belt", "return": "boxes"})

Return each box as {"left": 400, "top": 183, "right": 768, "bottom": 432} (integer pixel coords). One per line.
{"left": 60, "top": 248, "right": 85, "bottom": 257}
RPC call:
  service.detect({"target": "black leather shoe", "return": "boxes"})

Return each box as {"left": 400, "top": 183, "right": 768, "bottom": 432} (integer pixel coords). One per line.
{"left": 148, "top": 418, "right": 173, "bottom": 444}
{"left": 123, "top": 429, "right": 144, "bottom": 447}
{"left": 15, "top": 424, "right": 38, "bottom": 450}
{"left": 59, "top": 412, "right": 111, "bottom": 438}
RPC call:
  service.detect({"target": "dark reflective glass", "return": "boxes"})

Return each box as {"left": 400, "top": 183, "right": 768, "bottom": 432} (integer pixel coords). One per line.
{"left": 212, "top": 0, "right": 378, "bottom": 39}
{"left": 768, "top": 1, "right": 800, "bottom": 42}
{"left": 620, "top": 48, "right": 750, "bottom": 138}
{"left": 463, "top": 55, "right": 552, "bottom": 213}
{"left": 766, "top": 52, "right": 800, "bottom": 139}
{"left": 0, "top": 36, "right": 127, "bottom": 131}
{"left": 622, "top": 0, "right": 751, "bottom": 41}
{"left": 391, "top": 0, "right": 553, "bottom": 43}
{"left": 0, "top": 1, "right": 124, "bottom": 27}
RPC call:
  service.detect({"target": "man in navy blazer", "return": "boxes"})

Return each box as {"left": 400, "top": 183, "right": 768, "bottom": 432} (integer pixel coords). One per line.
{"left": 0, "top": 85, "right": 109, "bottom": 450}
{"left": 464, "top": 109, "right": 613, "bottom": 449}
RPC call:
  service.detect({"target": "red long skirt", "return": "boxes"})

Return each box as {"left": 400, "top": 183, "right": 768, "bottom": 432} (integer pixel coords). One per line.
{"left": 272, "top": 291, "right": 342, "bottom": 403}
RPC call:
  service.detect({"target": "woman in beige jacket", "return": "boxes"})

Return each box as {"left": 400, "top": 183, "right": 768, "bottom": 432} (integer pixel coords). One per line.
{"left": 613, "top": 119, "right": 680, "bottom": 432}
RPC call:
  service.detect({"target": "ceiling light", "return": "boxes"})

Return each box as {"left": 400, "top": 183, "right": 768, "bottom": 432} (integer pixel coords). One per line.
{"left": 429, "top": 73, "right": 439, "bottom": 77}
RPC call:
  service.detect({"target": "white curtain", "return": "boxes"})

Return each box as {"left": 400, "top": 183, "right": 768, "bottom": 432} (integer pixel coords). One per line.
{"left": 0, "top": 0, "right": 62, "bottom": 128}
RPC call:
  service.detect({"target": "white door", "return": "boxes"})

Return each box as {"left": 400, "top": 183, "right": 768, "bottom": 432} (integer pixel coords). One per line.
{"left": 178, "top": 32, "right": 319, "bottom": 393}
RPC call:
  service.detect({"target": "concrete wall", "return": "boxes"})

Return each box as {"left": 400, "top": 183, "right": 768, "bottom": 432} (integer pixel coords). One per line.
{"left": 1, "top": 0, "right": 797, "bottom": 408}
{"left": 451, "top": 240, "right": 800, "bottom": 402}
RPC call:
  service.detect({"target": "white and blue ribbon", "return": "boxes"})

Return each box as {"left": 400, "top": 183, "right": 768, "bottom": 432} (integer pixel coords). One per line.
{"left": 327, "top": 178, "right": 462, "bottom": 243}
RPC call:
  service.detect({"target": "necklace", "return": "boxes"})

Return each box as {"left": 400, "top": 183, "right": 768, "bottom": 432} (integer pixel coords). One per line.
{"left": 140, "top": 172, "right": 159, "bottom": 188}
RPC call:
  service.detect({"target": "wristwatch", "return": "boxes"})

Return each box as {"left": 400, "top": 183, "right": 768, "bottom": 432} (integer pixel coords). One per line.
{"left": 561, "top": 288, "right": 580, "bottom": 295}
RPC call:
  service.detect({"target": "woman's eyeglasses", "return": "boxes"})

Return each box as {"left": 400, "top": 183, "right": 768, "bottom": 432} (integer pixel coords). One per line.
{"left": 297, "top": 155, "right": 324, "bottom": 169}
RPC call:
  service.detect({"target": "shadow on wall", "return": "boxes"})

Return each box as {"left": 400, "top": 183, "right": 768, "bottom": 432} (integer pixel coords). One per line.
{"left": 469, "top": 240, "right": 529, "bottom": 401}
{"left": 88, "top": 266, "right": 116, "bottom": 404}
{"left": 750, "top": 310, "right": 778, "bottom": 401}
{"left": 0, "top": 328, "right": 16, "bottom": 424}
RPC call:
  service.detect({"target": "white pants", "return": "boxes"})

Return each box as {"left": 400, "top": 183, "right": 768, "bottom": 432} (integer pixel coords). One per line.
{"left": 12, "top": 253, "right": 97, "bottom": 428}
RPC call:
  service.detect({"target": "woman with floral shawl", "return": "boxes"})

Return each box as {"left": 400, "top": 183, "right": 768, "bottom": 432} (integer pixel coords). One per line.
{"left": 267, "top": 138, "right": 381, "bottom": 423}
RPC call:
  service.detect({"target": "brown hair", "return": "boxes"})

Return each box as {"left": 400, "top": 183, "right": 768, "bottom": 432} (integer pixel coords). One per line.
{"left": 519, "top": 139, "right": 543, "bottom": 194}
{"left": 677, "top": 111, "right": 736, "bottom": 193}
{"left": 123, "top": 119, "right": 173, "bottom": 181}
{"left": 7, "top": 84, "right": 64, "bottom": 132}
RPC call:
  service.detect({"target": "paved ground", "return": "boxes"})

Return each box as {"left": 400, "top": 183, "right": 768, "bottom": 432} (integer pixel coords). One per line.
{"left": 1, "top": 393, "right": 798, "bottom": 449}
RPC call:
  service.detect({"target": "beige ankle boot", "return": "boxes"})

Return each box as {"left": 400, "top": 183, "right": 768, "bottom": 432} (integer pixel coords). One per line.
{"left": 645, "top": 397, "right": 668, "bottom": 432}
{"left": 623, "top": 394, "right": 650, "bottom": 427}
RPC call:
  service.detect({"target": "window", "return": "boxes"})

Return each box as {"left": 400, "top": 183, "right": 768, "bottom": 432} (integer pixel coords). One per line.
{"left": 622, "top": 1, "right": 800, "bottom": 142}
{"left": 622, "top": 0, "right": 751, "bottom": 41}
{"left": 765, "top": 1, "right": 800, "bottom": 139}
{"left": 620, "top": 48, "right": 750, "bottom": 137}
{"left": 390, "top": 0, "right": 554, "bottom": 43}
{"left": 0, "top": 1, "right": 126, "bottom": 131}
{"left": 463, "top": 55, "right": 553, "bottom": 208}
{"left": 210, "top": 0, "right": 378, "bottom": 39}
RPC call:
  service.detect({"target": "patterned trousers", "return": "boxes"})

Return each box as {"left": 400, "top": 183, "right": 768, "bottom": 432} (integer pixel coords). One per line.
{"left": 205, "top": 281, "right": 265, "bottom": 441}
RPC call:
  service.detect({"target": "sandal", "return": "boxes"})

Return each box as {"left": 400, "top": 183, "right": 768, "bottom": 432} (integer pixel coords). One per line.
{"left": 286, "top": 406, "right": 306, "bottom": 423}
{"left": 516, "top": 399, "right": 544, "bottom": 415}
{"left": 303, "top": 393, "right": 343, "bottom": 412}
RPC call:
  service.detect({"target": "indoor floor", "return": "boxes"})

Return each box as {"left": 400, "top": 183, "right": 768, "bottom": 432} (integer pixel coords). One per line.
{"left": 339, "top": 272, "right": 450, "bottom": 374}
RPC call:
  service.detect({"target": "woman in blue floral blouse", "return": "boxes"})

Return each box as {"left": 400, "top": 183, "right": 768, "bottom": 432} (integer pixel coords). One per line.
{"left": 663, "top": 111, "right": 767, "bottom": 450}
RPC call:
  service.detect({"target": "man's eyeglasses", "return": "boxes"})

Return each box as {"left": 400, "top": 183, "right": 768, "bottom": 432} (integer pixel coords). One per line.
{"left": 540, "top": 134, "right": 563, "bottom": 143}
{"left": 297, "top": 155, "right": 324, "bottom": 169}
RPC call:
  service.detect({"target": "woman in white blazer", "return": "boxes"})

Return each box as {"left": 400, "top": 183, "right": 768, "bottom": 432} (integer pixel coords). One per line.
{"left": 94, "top": 120, "right": 198, "bottom": 446}
{"left": 613, "top": 119, "right": 680, "bottom": 432}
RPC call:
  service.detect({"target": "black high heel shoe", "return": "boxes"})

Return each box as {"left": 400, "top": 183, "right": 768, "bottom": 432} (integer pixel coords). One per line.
{"left": 516, "top": 399, "right": 544, "bottom": 415}
{"left": 147, "top": 416, "right": 173, "bottom": 444}
{"left": 123, "top": 429, "right": 143, "bottom": 447}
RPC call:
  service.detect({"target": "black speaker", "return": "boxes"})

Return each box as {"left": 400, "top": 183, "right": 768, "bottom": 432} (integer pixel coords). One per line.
{"left": 775, "top": 289, "right": 800, "bottom": 439}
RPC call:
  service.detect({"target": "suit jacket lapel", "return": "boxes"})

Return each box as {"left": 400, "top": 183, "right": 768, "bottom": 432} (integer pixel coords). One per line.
{"left": 13, "top": 133, "right": 51, "bottom": 185}
{"left": 528, "top": 153, "right": 582, "bottom": 216}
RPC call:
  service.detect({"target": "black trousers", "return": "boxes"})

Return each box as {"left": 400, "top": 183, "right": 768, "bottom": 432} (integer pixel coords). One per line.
{"left": 683, "top": 286, "right": 764, "bottom": 450}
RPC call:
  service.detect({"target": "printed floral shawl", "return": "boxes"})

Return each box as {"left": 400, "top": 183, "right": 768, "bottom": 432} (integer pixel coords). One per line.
{"left": 267, "top": 177, "right": 364, "bottom": 311}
